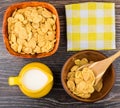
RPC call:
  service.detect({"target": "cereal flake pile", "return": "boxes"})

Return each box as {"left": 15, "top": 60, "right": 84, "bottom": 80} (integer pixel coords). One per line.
{"left": 67, "top": 58, "right": 103, "bottom": 99}
{"left": 8, "top": 6, "right": 56, "bottom": 54}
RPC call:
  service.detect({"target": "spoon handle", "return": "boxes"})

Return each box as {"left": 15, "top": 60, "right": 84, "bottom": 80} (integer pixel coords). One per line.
{"left": 91, "top": 51, "right": 120, "bottom": 86}
{"left": 91, "top": 51, "right": 120, "bottom": 77}
{"left": 106, "top": 50, "right": 120, "bottom": 64}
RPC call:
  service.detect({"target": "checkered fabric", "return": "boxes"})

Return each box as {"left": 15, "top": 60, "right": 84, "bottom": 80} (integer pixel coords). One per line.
{"left": 65, "top": 2, "right": 116, "bottom": 51}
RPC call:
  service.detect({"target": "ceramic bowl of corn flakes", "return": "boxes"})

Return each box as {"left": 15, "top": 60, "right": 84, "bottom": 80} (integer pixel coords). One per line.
{"left": 61, "top": 50, "right": 115, "bottom": 102}
{"left": 2, "top": 1, "right": 60, "bottom": 58}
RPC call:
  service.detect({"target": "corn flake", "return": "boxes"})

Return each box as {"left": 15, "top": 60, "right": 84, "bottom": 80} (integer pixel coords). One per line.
{"left": 66, "top": 58, "right": 103, "bottom": 99}
{"left": 7, "top": 6, "right": 56, "bottom": 54}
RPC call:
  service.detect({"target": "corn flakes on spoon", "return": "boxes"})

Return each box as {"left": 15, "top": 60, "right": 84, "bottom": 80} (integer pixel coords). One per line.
{"left": 79, "top": 51, "right": 120, "bottom": 86}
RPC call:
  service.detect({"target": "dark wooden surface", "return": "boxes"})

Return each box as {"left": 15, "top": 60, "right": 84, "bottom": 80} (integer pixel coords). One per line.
{"left": 0, "top": 0, "right": 120, "bottom": 108}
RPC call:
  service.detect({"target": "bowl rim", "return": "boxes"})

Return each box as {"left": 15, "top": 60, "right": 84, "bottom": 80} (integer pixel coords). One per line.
{"left": 61, "top": 50, "right": 115, "bottom": 103}
{"left": 2, "top": 1, "right": 60, "bottom": 58}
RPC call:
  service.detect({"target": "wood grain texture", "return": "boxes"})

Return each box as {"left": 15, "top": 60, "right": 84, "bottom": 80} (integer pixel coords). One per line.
{"left": 0, "top": 0, "right": 120, "bottom": 107}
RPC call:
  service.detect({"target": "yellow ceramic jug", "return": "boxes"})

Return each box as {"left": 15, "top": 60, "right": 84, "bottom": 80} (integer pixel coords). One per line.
{"left": 8, "top": 62, "right": 53, "bottom": 98}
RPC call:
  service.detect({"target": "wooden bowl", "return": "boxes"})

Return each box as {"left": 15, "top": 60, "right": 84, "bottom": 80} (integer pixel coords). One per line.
{"left": 2, "top": 1, "right": 60, "bottom": 58}
{"left": 61, "top": 50, "right": 115, "bottom": 102}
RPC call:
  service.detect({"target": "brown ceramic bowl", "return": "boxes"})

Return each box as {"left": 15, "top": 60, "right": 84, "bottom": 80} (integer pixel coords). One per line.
{"left": 2, "top": 1, "right": 60, "bottom": 58}
{"left": 61, "top": 50, "right": 115, "bottom": 103}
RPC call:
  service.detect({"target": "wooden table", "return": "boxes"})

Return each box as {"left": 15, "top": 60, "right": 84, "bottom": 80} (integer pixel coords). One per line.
{"left": 0, "top": 0, "right": 120, "bottom": 107}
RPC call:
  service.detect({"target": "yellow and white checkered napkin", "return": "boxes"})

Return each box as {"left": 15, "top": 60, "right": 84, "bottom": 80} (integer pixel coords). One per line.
{"left": 65, "top": 2, "right": 116, "bottom": 51}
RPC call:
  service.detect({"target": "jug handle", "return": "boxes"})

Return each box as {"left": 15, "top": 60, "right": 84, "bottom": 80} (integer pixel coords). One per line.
{"left": 8, "top": 76, "right": 19, "bottom": 86}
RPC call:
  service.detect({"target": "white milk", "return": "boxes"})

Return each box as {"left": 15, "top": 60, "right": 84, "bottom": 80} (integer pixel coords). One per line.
{"left": 22, "top": 69, "right": 48, "bottom": 91}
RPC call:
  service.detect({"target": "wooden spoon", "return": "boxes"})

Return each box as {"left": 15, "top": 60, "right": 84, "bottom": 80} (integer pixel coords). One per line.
{"left": 80, "top": 51, "right": 120, "bottom": 86}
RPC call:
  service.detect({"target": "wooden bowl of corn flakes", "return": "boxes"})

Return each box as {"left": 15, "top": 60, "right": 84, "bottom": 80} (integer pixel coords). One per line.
{"left": 2, "top": 1, "right": 60, "bottom": 58}
{"left": 61, "top": 50, "right": 115, "bottom": 102}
